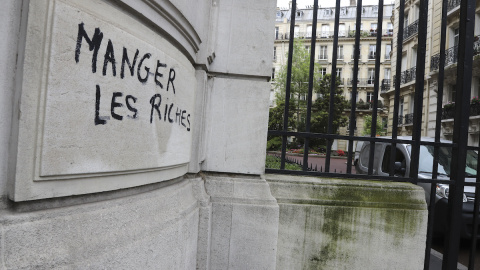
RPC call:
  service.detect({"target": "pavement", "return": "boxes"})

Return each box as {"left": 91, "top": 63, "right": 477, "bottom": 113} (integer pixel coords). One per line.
{"left": 429, "top": 249, "right": 468, "bottom": 270}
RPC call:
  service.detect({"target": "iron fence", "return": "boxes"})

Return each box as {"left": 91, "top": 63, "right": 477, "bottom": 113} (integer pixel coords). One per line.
{"left": 266, "top": 0, "right": 479, "bottom": 269}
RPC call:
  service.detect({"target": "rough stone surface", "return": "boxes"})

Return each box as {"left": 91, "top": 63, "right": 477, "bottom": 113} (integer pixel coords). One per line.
{"left": 266, "top": 174, "right": 428, "bottom": 270}
{"left": 202, "top": 77, "right": 270, "bottom": 175}
{"left": 0, "top": 0, "right": 22, "bottom": 208}
{"left": 210, "top": 0, "right": 277, "bottom": 77}
{"left": 205, "top": 174, "right": 279, "bottom": 270}
{"left": 0, "top": 178, "right": 200, "bottom": 269}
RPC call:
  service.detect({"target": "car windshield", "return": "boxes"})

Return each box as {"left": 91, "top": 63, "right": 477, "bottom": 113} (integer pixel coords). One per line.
{"left": 407, "top": 145, "right": 477, "bottom": 177}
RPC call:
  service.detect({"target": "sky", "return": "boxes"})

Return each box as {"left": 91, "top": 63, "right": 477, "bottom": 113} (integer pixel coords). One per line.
{"left": 277, "top": 0, "right": 394, "bottom": 9}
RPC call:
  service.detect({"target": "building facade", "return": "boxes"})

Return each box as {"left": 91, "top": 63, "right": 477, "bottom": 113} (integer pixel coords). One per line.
{"left": 384, "top": 0, "right": 480, "bottom": 146}
{"left": 273, "top": 3, "right": 394, "bottom": 150}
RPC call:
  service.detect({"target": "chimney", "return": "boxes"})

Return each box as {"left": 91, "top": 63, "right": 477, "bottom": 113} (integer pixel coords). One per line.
{"left": 350, "top": 0, "right": 356, "bottom": 6}
{"left": 289, "top": 1, "right": 292, "bottom": 9}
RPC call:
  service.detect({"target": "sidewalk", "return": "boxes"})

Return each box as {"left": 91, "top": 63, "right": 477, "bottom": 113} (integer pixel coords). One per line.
{"left": 429, "top": 249, "right": 467, "bottom": 270}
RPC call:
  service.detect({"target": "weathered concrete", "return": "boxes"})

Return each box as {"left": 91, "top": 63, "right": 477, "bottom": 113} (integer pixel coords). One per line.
{"left": 266, "top": 174, "right": 428, "bottom": 270}
{"left": 205, "top": 174, "right": 279, "bottom": 270}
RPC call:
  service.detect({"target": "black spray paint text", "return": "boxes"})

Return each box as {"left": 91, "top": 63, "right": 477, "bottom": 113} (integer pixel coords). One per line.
{"left": 74, "top": 22, "right": 190, "bottom": 131}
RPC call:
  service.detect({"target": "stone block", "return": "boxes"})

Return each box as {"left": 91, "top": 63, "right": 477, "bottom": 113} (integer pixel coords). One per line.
{"left": 267, "top": 174, "right": 428, "bottom": 270}
{"left": 202, "top": 77, "right": 270, "bottom": 174}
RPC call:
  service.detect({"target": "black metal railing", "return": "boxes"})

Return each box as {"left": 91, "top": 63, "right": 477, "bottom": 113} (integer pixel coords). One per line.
{"left": 403, "top": 20, "right": 419, "bottom": 41}
{"left": 431, "top": 36, "right": 480, "bottom": 71}
{"left": 381, "top": 79, "right": 391, "bottom": 92}
{"left": 393, "top": 66, "right": 416, "bottom": 87}
{"left": 267, "top": 1, "right": 480, "bottom": 269}
{"left": 277, "top": 30, "right": 395, "bottom": 40}
{"left": 447, "top": 0, "right": 461, "bottom": 13}
{"left": 404, "top": 113, "right": 414, "bottom": 124}
{"left": 442, "top": 103, "right": 480, "bottom": 119}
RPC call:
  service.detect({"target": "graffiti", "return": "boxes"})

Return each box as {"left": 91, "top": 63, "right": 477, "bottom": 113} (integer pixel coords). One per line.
{"left": 75, "top": 22, "right": 190, "bottom": 131}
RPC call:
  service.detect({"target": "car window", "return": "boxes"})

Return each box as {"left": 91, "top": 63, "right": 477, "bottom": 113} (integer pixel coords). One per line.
{"left": 381, "top": 145, "right": 406, "bottom": 176}
{"left": 359, "top": 144, "right": 370, "bottom": 168}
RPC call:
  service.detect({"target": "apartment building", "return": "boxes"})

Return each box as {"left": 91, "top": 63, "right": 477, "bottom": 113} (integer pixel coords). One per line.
{"left": 384, "top": 0, "right": 480, "bottom": 146}
{"left": 272, "top": 2, "right": 394, "bottom": 150}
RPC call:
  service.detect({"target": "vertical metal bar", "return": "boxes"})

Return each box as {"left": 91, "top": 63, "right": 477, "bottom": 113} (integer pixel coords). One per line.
{"left": 280, "top": 0, "right": 297, "bottom": 170}
{"left": 409, "top": 0, "right": 429, "bottom": 185}
{"left": 442, "top": 0, "right": 476, "bottom": 268}
{"left": 470, "top": 182, "right": 480, "bottom": 269}
{"left": 389, "top": 0, "right": 405, "bottom": 176}
{"left": 324, "top": 0, "right": 341, "bottom": 173}
{"left": 346, "top": 0, "right": 363, "bottom": 174}
{"left": 368, "top": 1, "right": 384, "bottom": 175}
{"left": 425, "top": 0, "right": 448, "bottom": 268}
{"left": 302, "top": 0, "right": 319, "bottom": 171}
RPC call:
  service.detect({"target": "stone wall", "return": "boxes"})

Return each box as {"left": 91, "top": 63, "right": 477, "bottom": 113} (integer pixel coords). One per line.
{"left": 267, "top": 174, "right": 428, "bottom": 270}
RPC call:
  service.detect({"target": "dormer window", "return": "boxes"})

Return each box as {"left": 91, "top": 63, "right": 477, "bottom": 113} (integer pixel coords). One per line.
{"left": 324, "top": 9, "right": 331, "bottom": 16}
{"left": 373, "top": 6, "right": 378, "bottom": 13}
{"left": 296, "top": 10, "right": 303, "bottom": 18}
{"left": 341, "top": 8, "right": 347, "bottom": 15}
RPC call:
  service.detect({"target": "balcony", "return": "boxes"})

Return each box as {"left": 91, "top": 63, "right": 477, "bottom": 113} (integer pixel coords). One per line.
{"left": 381, "top": 79, "right": 391, "bottom": 93}
{"left": 368, "top": 53, "right": 376, "bottom": 60}
{"left": 447, "top": 0, "right": 461, "bottom": 13}
{"left": 404, "top": 113, "right": 414, "bottom": 124}
{"left": 431, "top": 36, "right": 480, "bottom": 71}
{"left": 393, "top": 66, "right": 416, "bottom": 87}
{"left": 276, "top": 29, "right": 394, "bottom": 41}
{"left": 398, "top": 115, "right": 404, "bottom": 126}
{"left": 442, "top": 103, "right": 480, "bottom": 120}
{"left": 347, "top": 78, "right": 375, "bottom": 86}
{"left": 403, "top": 20, "right": 419, "bottom": 41}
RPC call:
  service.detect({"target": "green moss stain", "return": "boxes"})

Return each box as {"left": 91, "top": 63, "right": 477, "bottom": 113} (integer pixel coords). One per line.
{"left": 296, "top": 178, "right": 427, "bottom": 269}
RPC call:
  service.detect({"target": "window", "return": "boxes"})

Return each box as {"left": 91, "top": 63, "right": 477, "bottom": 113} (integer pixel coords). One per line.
{"left": 324, "top": 9, "right": 332, "bottom": 16}
{"left": 306, "top": 25, "right": 312, "bottom": 38}
{"left": 294, "top": 25, "right": 300, "bottom": 38}
{"left": 273, "top": 47, "right": 277, "bottom": 61}
{"left": 296, "top": 10, "right": 303, "bottom": 18}
{"left": 337, "top": 45, "right": 344, "bottom": 59}
{"left": 319, "top": 68, "right": 327, "bottom": 77}
{"left": 319, "top": 46, "right": 328, "bottom": 59}
{"left": 400, "top": 98, "right": 404, "bottom": 117}
{"left": 372, "top": 6, "right": 378, "bottom": 13}
{"left": 339, "top": 24, "right": 346, "bottom": 37}
{"left": 404, "top": 14, "right": 409, "bottom": 26}
{"left": 381, "top": 146, "right": 406, "bottom": 176}
{"left": 321, "top": 24, "right": 330, "bottom": 38}
{"left": 336, "top": 68, "right": 342, "bottom": 80}
{"left": 352, "top": 44, "right": 361, "bottom": 59}
{"left": 387, "top": 23, "right": 393, "bottom": 35}
{"left": 369, "top": 45, "right": 376, "bottom": 59}
{"left": 453, "top": 28, "right": 459, "bottom": 47}
{"left": 354, "top": 23, "right": 364, "bottom": 31}
{"left": 409, "top": 94, "right": 415, "bottom": 113}
{"left": 371, "top": 23, "right": 378, "bottom": 32}
{"left": 368, "top": 68, "right": 375, "bottom": 84}
{"left": 366, "top": 92, "right": 374, "bottom": 103}
{"left": 385, "top": 44, "right": 392, "bottom": 59}
{"left": 350, "top": 92, "right": 359, "bottom": 102}
{"left": 305, "top": 46, "right": 310, "bottom": 54}
{"left": 341, "top": 7, "right": 347, "bottom": 16}
{"left": 272, "top": 68, "right": 275, "bottom": 80}
{"left": 384, "top": 68, "right": 391, "bottom": 80}
{"left": 275, "top": 27, "right": 279, "bottom": 39}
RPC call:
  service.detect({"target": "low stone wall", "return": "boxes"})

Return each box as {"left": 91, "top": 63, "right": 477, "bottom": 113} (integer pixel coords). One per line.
{"left": 266, "top": 174, "right": 428, "bottom": 270}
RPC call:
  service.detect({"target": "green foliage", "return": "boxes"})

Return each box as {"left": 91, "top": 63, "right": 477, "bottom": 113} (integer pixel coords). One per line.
{"left": 362, "top": 114, "right": 386, "bottom": 136}
{"left": 266, "top": 137, "right": 282, "bottom": 151}
{"left": 301, "top": 74, "right": 349, "bottom": 148}
{"left": 265, "top": 155, "right": 302, "bottom": 170}
{"left": 273, "top": 39, "right": 322, "bottom": 128}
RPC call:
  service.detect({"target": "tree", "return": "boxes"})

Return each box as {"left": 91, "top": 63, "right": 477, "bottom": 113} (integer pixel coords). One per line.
{"left": 303, "top": 74, "right": 349, "bottom": 148}
{"left": 274, "top": 39, "right": 322, "bottom": 128}
{"left": 362, "top": 114, "right": 386, "bottom": 136}
{"left": 266, "top": 101, "right": 296, "bottom": 150}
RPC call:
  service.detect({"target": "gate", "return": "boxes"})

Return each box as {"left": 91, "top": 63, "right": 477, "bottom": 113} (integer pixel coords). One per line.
{"left": 266, "top": 0, "right": 480, "bottom": 269}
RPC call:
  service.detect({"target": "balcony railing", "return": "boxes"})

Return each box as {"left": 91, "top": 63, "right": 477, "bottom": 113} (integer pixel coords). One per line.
{"left": 398, "top": 115, "right": 404, "bottom": 126}
{"left": 381, "top": 79, "right": 391, "bottom": 92}
{"left": 275, "top": 30, "right": 394, "bottom": 40}
{"left": 447, "top": 0, "right": 461, "bottom": 13}
{"left": 403, "top": 20, "right": 419, "bottom": 41}
{"left": 318, "top": 55, "right": 328, "bottom": 61}
{"left": 442, "top": 103, "right": 480, "bottom": 119}
{"left": 404, "top": 113, "right": 414, "bottom": 124}
{"left": 347, "top": 78, "right": 376, "bottom": 86}
{"left": 431, "top": 36, "right": 480, "bottom": 71}
{"left": 351, "top": 54, "right": 363, "bottom": 60}
{"left": 368, "top": 53, "right": 376, "bottom": 60}
{"left": 393, "top": 66, "right": 416, "bottom": 87}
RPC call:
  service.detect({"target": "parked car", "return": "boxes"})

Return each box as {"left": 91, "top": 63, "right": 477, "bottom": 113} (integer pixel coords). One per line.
{"left": 355, "top": 136, "right": 479, "bottom": 238}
